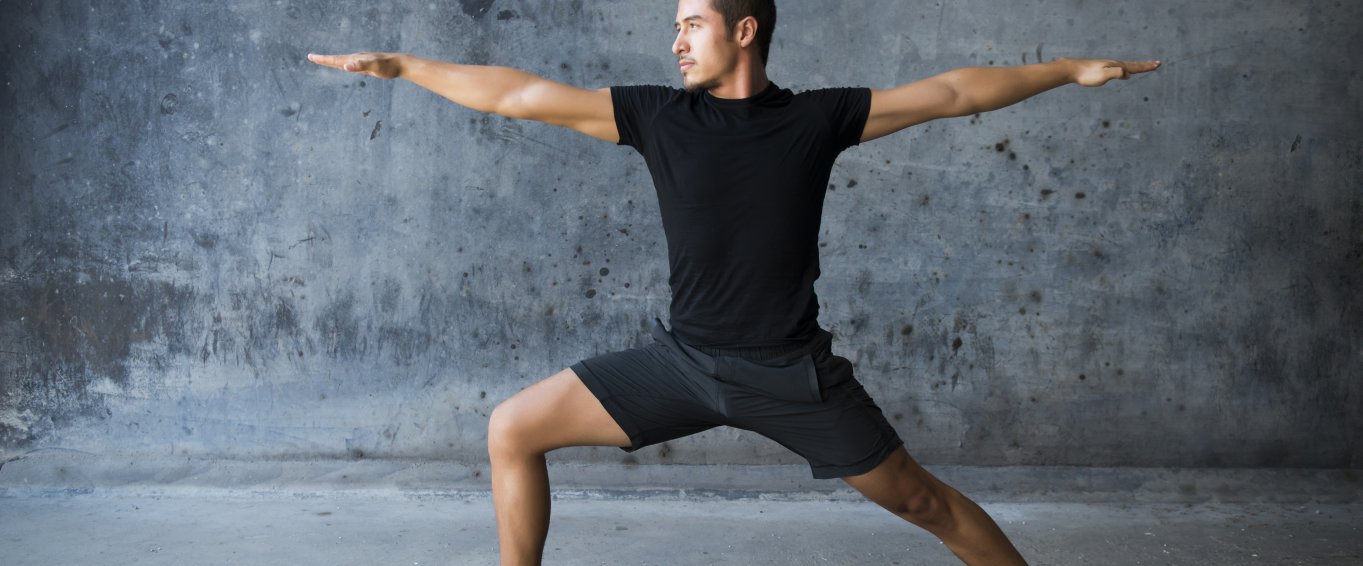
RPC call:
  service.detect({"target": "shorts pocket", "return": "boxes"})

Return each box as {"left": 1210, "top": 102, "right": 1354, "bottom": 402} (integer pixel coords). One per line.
{"left": 813, "top": 351, "right": 855, "bottom": 396}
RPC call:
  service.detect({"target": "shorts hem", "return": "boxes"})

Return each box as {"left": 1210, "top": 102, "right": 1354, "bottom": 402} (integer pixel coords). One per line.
{"left": 808, "top": 436, "right": 905, "bottom": 480}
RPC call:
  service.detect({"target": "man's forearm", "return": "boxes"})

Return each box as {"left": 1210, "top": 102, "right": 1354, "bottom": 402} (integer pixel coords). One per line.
{"left": 941, "top": 59, "right": 1078, "bottom": 115}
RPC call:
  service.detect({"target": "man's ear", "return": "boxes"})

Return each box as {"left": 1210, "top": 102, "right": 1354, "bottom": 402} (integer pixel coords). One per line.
{"left": 735, "top": 16, "right": 758, "bottom": 48}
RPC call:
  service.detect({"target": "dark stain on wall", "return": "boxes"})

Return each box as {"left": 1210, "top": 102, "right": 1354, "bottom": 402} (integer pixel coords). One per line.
{"left": 2, "top": 273, "right": 199, "bottom": 449}
{"left": 315, "top": 291, "right": 365, "bottom": 360}
{"left": 19, "top": 275, "right": 198, "bottom": 386}
{"left": 377, "top": 326, "right": 432, "bottom": 366}
{"left": 458, "top": 0, "right": 497, "bottom": 19}
{"left": 159, "top": 93, "right": 178, "bottom": 115}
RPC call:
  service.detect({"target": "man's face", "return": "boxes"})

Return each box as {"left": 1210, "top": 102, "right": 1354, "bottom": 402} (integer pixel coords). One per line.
{"left": 673, "top": 0, "right": 739, "bottom": 92}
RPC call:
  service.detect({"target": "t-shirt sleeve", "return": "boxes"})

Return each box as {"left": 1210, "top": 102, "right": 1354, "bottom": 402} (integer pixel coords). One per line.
{"left": 802, "top": 87, "right": 873, "bottom": 150}
{"left": 610, "top": 85, "right": 676, "bottom": 150}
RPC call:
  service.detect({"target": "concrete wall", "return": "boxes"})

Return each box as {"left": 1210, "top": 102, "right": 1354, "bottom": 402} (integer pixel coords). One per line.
{"left": 2, "top": 0, "right": 1359, "bottom": 471}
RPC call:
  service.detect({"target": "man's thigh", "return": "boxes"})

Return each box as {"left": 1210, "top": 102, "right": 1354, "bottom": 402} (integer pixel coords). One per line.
{"left": 725, "top": 349, "right": 905, "bottom": 479}
{"left": 490, "top": 368, "right": 632, "bottom": 453}
{"left": 571, "top": 342, "right": 727, "bottom": 452}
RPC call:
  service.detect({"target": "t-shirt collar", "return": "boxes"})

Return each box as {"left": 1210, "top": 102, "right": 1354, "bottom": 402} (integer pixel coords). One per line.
{"left": 703, "top": 81, "right": 783, "bottom": 107}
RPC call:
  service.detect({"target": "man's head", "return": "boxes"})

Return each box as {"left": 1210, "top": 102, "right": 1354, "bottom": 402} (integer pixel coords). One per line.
{"left": 673, "top": 0, "right": 777, "bottom": 92}
{"left": 710, "top": 0, "right": 776, "bottom": 64}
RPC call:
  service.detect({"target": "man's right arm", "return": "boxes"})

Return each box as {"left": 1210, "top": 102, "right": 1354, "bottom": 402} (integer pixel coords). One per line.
{"left": 308, "top": 52, "right": 619, "bottom": 143}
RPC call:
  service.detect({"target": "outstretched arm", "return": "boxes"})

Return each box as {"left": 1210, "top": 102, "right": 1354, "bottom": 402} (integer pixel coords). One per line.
{"left": 308, "top": 52, "right": 619, "bottom": 143}
{"left": 861, "top": 57, "right": 1160, "bottom": 143}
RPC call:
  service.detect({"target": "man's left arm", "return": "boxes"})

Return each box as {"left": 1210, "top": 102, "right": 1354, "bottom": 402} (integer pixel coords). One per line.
{"left": 861, "top": 57, "right": 1160, "bottom": 143}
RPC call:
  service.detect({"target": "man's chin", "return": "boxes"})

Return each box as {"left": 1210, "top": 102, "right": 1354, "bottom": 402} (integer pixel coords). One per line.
{"left": 683, "top": 77, "right": 719, "bottom": 93}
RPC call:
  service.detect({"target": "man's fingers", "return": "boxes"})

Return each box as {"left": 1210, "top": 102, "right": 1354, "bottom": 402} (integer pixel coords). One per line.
{"left": 1124, "top": 60, "right": 1162, "bottom": 75}
{"left": 306, "top": 51, "right": 400, "bottom": 79}
{"left": 307, "top": 52, "right": 365, "bottom": 73}
{"left": 307, "top": 53, "right": 342, "bottom": 68}
{"left": 1075, "top": 58, "right": 1159, "bottom": 87}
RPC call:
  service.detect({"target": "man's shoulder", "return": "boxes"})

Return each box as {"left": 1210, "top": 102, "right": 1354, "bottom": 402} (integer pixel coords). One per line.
{"left": 610, "top": 85, "right": 689, "bottom": 113}
{"left": 791, "top": 87, "right": 873, "bottom": 116}
{"left": 791, "top": 86, "right": 872, "bottom": 98}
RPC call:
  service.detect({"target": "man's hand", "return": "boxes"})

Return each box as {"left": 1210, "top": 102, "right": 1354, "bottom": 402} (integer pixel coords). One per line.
{"left": 307, "top": 52, "right": 404, "bottom": 80}
{"left": 1064, "top": 57, "right": 1161, "bottom": 87}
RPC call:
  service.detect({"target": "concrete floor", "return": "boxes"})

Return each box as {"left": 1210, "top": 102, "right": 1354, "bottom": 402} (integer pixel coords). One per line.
{"left": 2, "top": 491, "right": 1360, "bottom": 565}
{"left": 2, "top": 455, "right": 1360, "bottom": 565}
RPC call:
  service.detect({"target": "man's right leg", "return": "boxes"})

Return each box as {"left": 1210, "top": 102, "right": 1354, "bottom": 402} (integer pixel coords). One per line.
{"left": 486, "top": 368, "right": 631, "bottom": 566}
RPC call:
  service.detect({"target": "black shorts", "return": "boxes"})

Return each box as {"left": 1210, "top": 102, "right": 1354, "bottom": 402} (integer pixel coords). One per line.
{"left": 571, "top": 319, "right": 904, "bottom": 479}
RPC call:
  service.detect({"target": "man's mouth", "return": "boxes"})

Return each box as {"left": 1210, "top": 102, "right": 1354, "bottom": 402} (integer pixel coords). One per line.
{"left": 679, "top": 59, "right": 696, "bottom": 71}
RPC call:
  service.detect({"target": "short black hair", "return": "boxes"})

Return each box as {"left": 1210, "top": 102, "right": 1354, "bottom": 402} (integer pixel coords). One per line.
{"left": 710, "top": 0, "right": 777, "bottom": 65}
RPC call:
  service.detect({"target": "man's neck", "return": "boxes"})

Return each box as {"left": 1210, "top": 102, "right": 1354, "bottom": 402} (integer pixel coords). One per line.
{"left": 706, "top": 66, "right": 771, "bottom": 100}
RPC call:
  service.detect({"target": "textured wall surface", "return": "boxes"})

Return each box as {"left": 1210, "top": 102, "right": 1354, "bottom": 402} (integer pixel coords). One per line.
{"left": 2, "top": 0, "right": 1360, "bottom": 470}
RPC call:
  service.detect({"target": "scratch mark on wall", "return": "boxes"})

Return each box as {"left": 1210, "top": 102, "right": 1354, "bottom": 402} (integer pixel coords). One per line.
{"left": 1165, "top": 39, "right": 1268, "bottom": 64}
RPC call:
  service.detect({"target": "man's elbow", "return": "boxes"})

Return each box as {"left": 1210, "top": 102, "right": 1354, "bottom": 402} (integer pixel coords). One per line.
{"left": 493, "top": 91, "right": 530, "bottom": 120}
{"left": 944, "top": 94, "right": 978, "bottom": 119}
{"left": 928, "top": 71, "right": 978, "bottom": 119}
{"left": 489, "top": 74, "right": 544, "bottom": 120}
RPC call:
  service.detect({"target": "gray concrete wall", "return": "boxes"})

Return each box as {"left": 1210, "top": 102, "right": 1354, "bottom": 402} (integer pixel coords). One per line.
{"left": 1, "top": 0, "right": 1359, "bottom": 471}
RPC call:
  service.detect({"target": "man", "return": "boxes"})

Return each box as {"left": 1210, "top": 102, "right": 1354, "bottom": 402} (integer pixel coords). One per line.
{"left": 310, "top": 1, "right": 1158, "bottom": 563}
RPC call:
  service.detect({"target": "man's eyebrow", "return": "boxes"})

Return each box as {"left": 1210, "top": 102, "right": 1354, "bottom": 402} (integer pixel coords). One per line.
{"left": 674, "top": 15, "right": 703, "bottom": 26}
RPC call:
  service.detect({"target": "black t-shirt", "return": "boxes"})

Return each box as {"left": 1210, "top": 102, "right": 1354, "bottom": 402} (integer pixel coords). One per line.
{"left": 611, "top": 82, "right": 871, "bottom": 348}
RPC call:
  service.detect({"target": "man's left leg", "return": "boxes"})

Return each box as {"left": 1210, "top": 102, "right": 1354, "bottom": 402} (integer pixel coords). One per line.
{"left": 842, "top": 445, "right": 1027, "bottom": 566}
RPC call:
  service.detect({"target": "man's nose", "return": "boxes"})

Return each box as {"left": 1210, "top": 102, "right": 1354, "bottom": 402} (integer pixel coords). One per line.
{"left": 672, "top": 32, "right": 687, "bottom": 56}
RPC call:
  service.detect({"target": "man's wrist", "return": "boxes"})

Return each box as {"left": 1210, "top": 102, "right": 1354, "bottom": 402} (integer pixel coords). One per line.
{"left": 1051, "top": 58, "right": 1081, "bottom": 84}
{"left": 389, "top": 53, "right": 414, "bottom": 79}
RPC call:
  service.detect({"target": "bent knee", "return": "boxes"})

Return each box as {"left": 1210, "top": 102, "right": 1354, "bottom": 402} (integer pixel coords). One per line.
{"left": 894, "top": 484, "right": 955, "bottom": 528}
{"left": 486, "top": 400, "right": 538, "bottom": 458}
